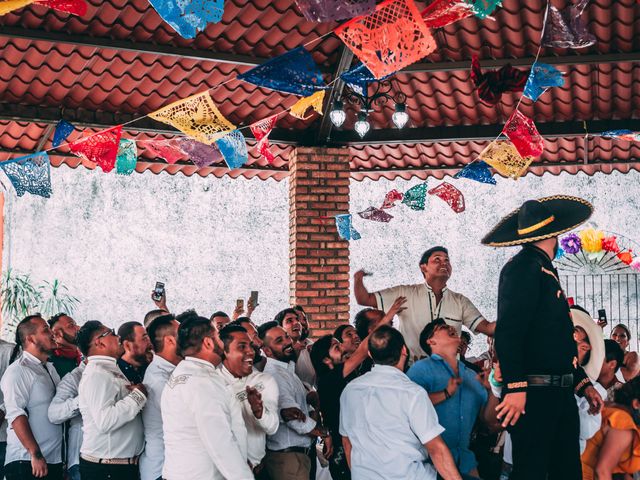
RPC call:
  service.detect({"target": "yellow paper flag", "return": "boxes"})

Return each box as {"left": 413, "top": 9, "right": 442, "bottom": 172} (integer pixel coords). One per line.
{"left": 149, "top": 92, "right": 235, "bottom": 145}
{"left": 290, "top": 90, "right": 326, "bottom": 120}
{"left": 0, "top": 0, "right": 33, "bottom": 15}
{"left": 478, "top": 141, "right": 533, "bottom": 180}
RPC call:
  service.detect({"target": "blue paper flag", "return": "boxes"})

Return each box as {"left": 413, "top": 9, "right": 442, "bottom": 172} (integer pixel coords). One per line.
{"left": 340, "top": 63, "right": 392, "bottom": 96}
{"left": 335, "top": 214, "right": 361, "bottom": 241}
{"left": 0, "top": 152, "right": 52, "bottom": 198}
{"left": 216, "top": 130, "right": 248, "bottom": 169}
{"left": 601, "top": 129, "right": 634, "bottom": 138}
{"left": 238, "top": 47, "right": 326, "bottom": 97}
{"left": 454, "top": 161, "right": 497, "bottom": 185}
{"left": 147, "top": 0, "right": 224, "bottom": 39}
{"left": 523, "top": 63, "right": 565, "bottom": 102}
{"left": 52, "top": 120, "right": 74, "bottom": 148}
{"left": 116, "top": 139, "right": 138, "bottom": 175}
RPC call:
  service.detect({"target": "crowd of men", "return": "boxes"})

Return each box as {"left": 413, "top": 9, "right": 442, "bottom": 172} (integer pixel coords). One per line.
{"left": 0, "top": 196, "right": 639, "bottom": 480}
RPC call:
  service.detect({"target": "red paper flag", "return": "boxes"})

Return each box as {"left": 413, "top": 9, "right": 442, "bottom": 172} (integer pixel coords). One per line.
{"left": 142, "top": 139, "right": 186, "bottom": 164}
{"left": 428, "top": 182, "right": 465, "bottom": 213}
{"left": 381, "top": 189, "right": 404, "bottom": 209}
{"left": 502, "top": 110, "right": 544, "bottom": 158}
{"left": 470, "top": 55, "right": 530, "bottom": 105}
{"left": 34, "top": 0, "right": 87, "bottom": 15}
{"left": 335, "top": 0, "right": 436, "bottom": 79}
{"left": 250, "top": 115, "right": 278, "bottom": 164}
{"left": 421, "top": 0, "right": 473, "bottom": 28}
{"left": 69, "top": 126, "right": 122, "bottom": 173}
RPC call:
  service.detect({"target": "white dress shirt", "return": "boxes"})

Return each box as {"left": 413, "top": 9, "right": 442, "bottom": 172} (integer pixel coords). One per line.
{"left": 0, "top": 340, "right": 15, "bottom": 443}
{"left": 140, "top": 354, "right": 176, "bottom": 480}
{"left": 48, "top": 363, "right": 85, "bottom": 468}
{"left": 78, "top": 355, "right": 146, "bottom": 459}
{"left": 161, "top": 357, "right": 253, "bottom": 480}
{"left": 340, "top": 364, "right": 444, "bottom": 480}
{"left": 217, "top": 365, "right": 280, "bottom": 467}
{"left": 0, "top": 351, "right": 62, "bottom": 464}
{"left": 295, "top": 348, "right": 317, "bottom": 388}
{"left": 263, "top": 357, "right": 316, "bottom": 451}
{"left": 374, "top": 283, "right": 485, "bottom": 360}
{"left": 577, "top": 381, "right": 607, "bottom": 453}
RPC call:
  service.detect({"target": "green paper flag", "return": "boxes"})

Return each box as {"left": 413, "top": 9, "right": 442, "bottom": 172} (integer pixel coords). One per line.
{"left": 116, "top": 138, "right": 137, "bottom": 175}
{"left": 402, "top": 182, "right": 428, "bottom": 211}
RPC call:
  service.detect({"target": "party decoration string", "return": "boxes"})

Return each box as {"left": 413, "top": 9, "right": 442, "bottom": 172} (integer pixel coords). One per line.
{"left": 523, "top": 62, "right": 565, "bottom": 102}
{"left": 335, "top": 214, "right": 361, "bottom": 240}
{"left": 477, "top": 141, "right": 533, "bottom": 180}
{"left": 52, "top": 120, "right": 75, "bottom": 148}
{"left": 290, "top": 91, "right": 326, "bottom": 120}
{"left": 146, "top": 0, "right": 224, "bottom": 39}
{"left": 401, "top": 182, "right": 428, "bottom": 210}
{"left": 216, "top": 130, "right": 248, "bottom": 169}
{"left": 502, "top": 109, "right": 545, "bottom": 158}
{"left": 34, "top": 0, "right": 86, "bottom": 15}
{"left": 428, "top": 182, "right": 465, "bottom": 213}
{"left": 381, "top": 189, "right": 404, "bottom": 208}
{"left": 454, "top": 160, "right": 496, "bottom": 185}
{"left": 176, "top": 138, "right": 224, "bottom": 168}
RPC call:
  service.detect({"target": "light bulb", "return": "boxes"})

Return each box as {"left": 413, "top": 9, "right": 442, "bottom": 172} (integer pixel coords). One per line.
{"left": 392, "top": 103, "right": 409, "bottom": 129}
{"left": 354, "top": 112, "right": 370, "bottom": 138}
{"left": 329, "top": 100, "right": 346, "bottom": 128}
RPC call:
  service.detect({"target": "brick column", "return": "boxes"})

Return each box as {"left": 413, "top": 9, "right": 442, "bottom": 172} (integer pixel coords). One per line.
{"left": 289, "top": 147, "right": 351, "bottom": 338}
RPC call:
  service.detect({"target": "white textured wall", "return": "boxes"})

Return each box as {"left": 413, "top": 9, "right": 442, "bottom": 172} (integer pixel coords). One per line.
{"left": 3, "top": 166, "right": 289, "bottom": 332}
{"left": 4, "top": 165, "right": 640, "bottom": 352}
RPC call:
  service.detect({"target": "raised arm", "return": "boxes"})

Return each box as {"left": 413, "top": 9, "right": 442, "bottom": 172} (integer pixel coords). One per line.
{"left": 353, "top": 270, "right": 377, "bottom": 307}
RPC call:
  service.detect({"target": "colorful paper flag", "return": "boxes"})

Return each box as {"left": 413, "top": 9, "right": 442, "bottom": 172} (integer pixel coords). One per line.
{"left": 421, "top": 0, "right": 474, "bottom": 28}
{"left": 142, "top": 139, "right": 185, "bottom": 164}
{"left": 290, "top": 91, "right": 326, "bottom": 120}
{"left": 542, "top": 0, "right": 595, "bottom": 49}
{"left": 238, "top": 47, "right": 325, "bottom": 97}
{"left": 52, "top": 120, "right": 75, "bottom": 148}
{"left": 402, "top": 182, "right": 428, "bottom": 210}
{"left": 34, "top": 0, "right": 87, "bottom": 15}
{"left": 335, "top": 214, "right": 361, "bottom": 240}
{"left": 523, "top": 62, "right": 565, "bottom": 102}
{"left": 250, "top": 115, "right": 277, "bottom": 164}
{"left": 340, "top": 63, "right": 392, "bottom": 96}
{"left": 147, "top": 0, "right": 224, "bottom": 39}
{"left": 0, "top": 152, "right": 52, "bottom": 198}
{"left": 0, "top": 0, "right": 33, "bottom": 15}
{"left": 428, "top": 182, "right": 465, "bottom": 213}
{"left": 149, "top": 92, "right": 235, "bottom": 145}
{"left": 69, "top": 125, "right": 122, "bottom": 173}
{"left": 381, "top": 189, "right": 404, "bottom": 209}
{"left": 335, "top": 0, "right": 436, "bottom": 79}
{"left": 478, "top": 141, "right": 533, "bottom": 179}
{"left": 469, "top": 0, "right": 501, "bottom": 19}
{"left": 454, "top": 160, "right": 496, "bottom": 185}
{"left": 502, "top": 110, "right": 544, "bottom": 158}
{"left": 216, "top": 130, "right": 248, "bottom": 169}
{"left": 470, "top": 55, "right": 529, "bottom": 105}
{"left": 358, "top": 206, "right": 394, "bottom": 222}
{"left": 115, "top": 139, "right": 137, "bottom": 175}
{"left": 295, "top": 0, "right": 375, "bottom": 22}
{"left": 177, "top": 138, "right": 224, "bottom": 168}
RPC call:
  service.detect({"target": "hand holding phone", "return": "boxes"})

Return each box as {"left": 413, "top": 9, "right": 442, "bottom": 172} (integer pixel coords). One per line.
{"left": 597, "top": 309, "right": 607, "bottom": 328}
{"left": 152, "top": 282, "right": 165, "bottom": 302}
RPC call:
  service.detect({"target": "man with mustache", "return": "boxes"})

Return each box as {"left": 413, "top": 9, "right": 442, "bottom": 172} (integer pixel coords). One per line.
{"left": 354, "top": 246, "right": 494, "bottom": 362}
{"left": 217, "top": 324, "right": 279, "bottom": 475}
{"left": 230, "top": 318, "right": 267, "bottom": 372}
{"left": 117, "top": 321, "right": 153, "bottom": 384}
{"left": 275, "top": 308, "right": 316, "bottom": 387}
{"left": 48, "top": 313, "right": 82, "bottom": 378}
{"left": 260, "top": 321, "right": 329, "bottom": 480}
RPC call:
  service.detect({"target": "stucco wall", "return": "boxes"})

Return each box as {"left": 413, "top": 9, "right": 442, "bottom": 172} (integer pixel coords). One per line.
{"left": 4, "top": 164, "right": 640, "bottom": 351}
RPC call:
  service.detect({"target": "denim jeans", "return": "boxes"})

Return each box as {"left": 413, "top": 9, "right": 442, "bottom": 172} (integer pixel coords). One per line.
{"left": 67, "top": 464, "right": 81, "bottom": 480}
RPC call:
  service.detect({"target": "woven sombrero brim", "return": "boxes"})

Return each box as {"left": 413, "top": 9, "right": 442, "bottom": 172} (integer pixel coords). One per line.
{"left": 481, "top": 195, "right": 593, "bottom": 247}
{"left": 571, "top": 308, "right": 605, "bottom": 382}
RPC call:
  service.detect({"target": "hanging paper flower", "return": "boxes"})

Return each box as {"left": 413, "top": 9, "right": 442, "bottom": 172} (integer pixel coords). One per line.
{"left": 380, "top": 189, "right": 404, "bottom": 209}
{"left": 630, "top": 258, "right": 640, "bottom": 272}
{"left": 618, "top": 250, "right": 634, "bottom": 266}
{"left": 601, "top": 236, "right": 621, "bottom": 254}
{"left": 358, "top": 207, "right": 393, "bottom": 222}
{"left": 470, "top": 55, "right": 529, "bottom": 105}
{"left": 560, "top": 233, "right": 581, "bottom": 254}
{"left": 454, "top": 160, "right": 496, "bottom": 185}
{"left": 578, "top": 228, "right": 604, "bottom": 254}
{"left": 555, "top": 246, "right": 565, "bottom": 260}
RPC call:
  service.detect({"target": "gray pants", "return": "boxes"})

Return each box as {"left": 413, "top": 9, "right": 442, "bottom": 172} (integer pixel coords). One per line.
{"left": 264, "top": 451, "right": 311, "bottom": 480}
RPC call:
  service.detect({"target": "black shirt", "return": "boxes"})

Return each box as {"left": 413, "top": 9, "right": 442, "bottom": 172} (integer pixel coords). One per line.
{"left": 317, "top": 363, "right": 348, "bottom": 438}
{"left": 495, "top": 245, "right": 591, "bottom": 395}
{"left": 117, "top": 358, "right": 146, "bottom": 384}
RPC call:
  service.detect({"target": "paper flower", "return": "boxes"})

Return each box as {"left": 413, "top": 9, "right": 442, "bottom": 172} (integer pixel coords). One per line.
{"left": 381, "top": 189, "right": 404, "bottom": 209}
{"left": 578, "top": 228, "right": 604, "bottom": 254}
{"left": 470, "top": 55, "right": 529, "bottom": 105}
{"left": 454, "top": 160, "right": 496, "bottom": 185}
{"left": 560, "top": 233, "right": 581, "bottom": 254}
{"left": 631, "top": 258, "right": 640, "bottom": 272}
{"left": 618, "top": 251, "right": 634, "bottom": 266}
{"left": 358, "top": 207, "right": 394, "bottom": 222}
{"left": 601, "top": 236, "right": 621, "bottom": 254}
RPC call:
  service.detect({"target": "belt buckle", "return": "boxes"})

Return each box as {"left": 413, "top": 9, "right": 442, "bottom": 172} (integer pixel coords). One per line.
{"left": 561, "top": 374, "right": 573, "bottom": 388}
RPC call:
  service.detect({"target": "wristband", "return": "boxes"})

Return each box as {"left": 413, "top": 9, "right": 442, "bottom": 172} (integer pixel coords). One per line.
{"left": 443, "top": 388, "right": 451, "bottom": 400}
{"left": 489, "top": 369, "right": 503, "bottom": 388}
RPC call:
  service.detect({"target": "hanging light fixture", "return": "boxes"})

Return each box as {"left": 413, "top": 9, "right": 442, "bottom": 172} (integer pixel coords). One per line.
{"left": 354, "top": 112, "right": 370, "bottom": 138}
{"left": 329, "top": 100, "right": 346, "bottom": 128}
{"left": 392, "top": 102, "right": 409, "bottom": 129}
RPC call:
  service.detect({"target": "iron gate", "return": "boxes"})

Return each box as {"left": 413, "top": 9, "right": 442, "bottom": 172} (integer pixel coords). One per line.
{"left": 560, "top": 273, "right": 640, "bottom": 351}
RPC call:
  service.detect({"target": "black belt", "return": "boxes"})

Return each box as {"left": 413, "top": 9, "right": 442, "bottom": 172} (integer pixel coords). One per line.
{"left": 527, "top": 374, "right": 573, "bottom": 388}
{"left": 268, "top": 446, "right": 312, "bottom": 455}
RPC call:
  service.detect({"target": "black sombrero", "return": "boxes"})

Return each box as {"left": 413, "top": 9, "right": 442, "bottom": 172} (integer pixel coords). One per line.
{"left": 481, "top": 195, "right": 593, "bottom": 247}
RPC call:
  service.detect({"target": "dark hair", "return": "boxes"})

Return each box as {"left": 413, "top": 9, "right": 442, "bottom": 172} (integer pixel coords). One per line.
{"left": 47, "top": 313, "right": 68, "bottom": 329}
{"left": 10, "top": 315, "right": 44, "bottom": 363}
{"left": 419, "top": 318, "right": 447, "bottom": 356}
{"left": 257, "top": 320, "right": 279, "bottom": 341}
{"left": 419, "top": 246, "right": 448, "bottom": 266}
{"left": 274, "top": 308, "right": 298, "bottom": 326}
{"left": 76, "top": 321, "right": 105, "bottom": 357}
{"left": 147, "top": 314, "right": 177, "bottom": 352}
{"left": 354, "top": 308, "right": 374, "bottom": 341}
{"left": 460, "top": 331, "right": 472, "bottom": 344}
{"left": 210, "top": 311, "right": 229, "bottom": 321}
{"left": 604, "top": 339, "right": 625, "bottom": 372}
{"left": 570, "top": 304, "right": 590, "bottom": 316}
{"left": 612, "top": 323, "right": 632, "bottom": 340}
{"left": 293, "top": 305, "right": 306, "bottom": 315}
{"left": 219, "top": 324, "right": 248, "bottom": 352}
{"left": 118, "top": 321, "right": 142, "bottom": 343}
{"left": 144, "top": 309, "right": 168, "bottom": 328}
{"left": 613, "top": 376, "right": 640, "bottom": 406}
{"left": 176, "top": 310, "right": 215, "bottom": 357}
{"left": 369, "top": 325, "right": 405, "bottom": 366}
{"left": 310, "top": 334, "right": 334, "bottom": 373}
{"left": 333, "top": 324, "right": 352, "bottom": 342}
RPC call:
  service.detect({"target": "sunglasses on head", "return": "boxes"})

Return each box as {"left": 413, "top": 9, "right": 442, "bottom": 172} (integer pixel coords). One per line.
{"left": 97, "top": 328, "right": 117, "bottom": 340}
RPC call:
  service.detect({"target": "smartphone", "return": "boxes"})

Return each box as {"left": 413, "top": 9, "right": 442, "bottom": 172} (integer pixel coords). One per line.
{"left": 152, "top": 282, "right": 165, "bottom": 302}
{"left": 598, "top": 309, "right": 607, "bottom": 327}
{"left": 236, "top": 298, "right": 244, "bottom": 310}
{"left": 250, "top": 290, "right": 259, "bottom": 306}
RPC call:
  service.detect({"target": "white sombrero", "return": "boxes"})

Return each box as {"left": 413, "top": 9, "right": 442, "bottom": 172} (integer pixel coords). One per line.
{"left": 570, "top": 307, "right": 605, "bottom": 381}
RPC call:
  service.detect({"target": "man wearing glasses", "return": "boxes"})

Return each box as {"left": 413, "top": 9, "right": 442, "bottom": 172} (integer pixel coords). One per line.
{"left": 77, "top": 321, "right": 147, "bottom": 480}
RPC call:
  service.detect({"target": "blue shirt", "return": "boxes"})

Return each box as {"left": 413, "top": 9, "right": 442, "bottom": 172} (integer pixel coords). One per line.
{"left": 407, "top": 354, "right": 488, "bottom": 474}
